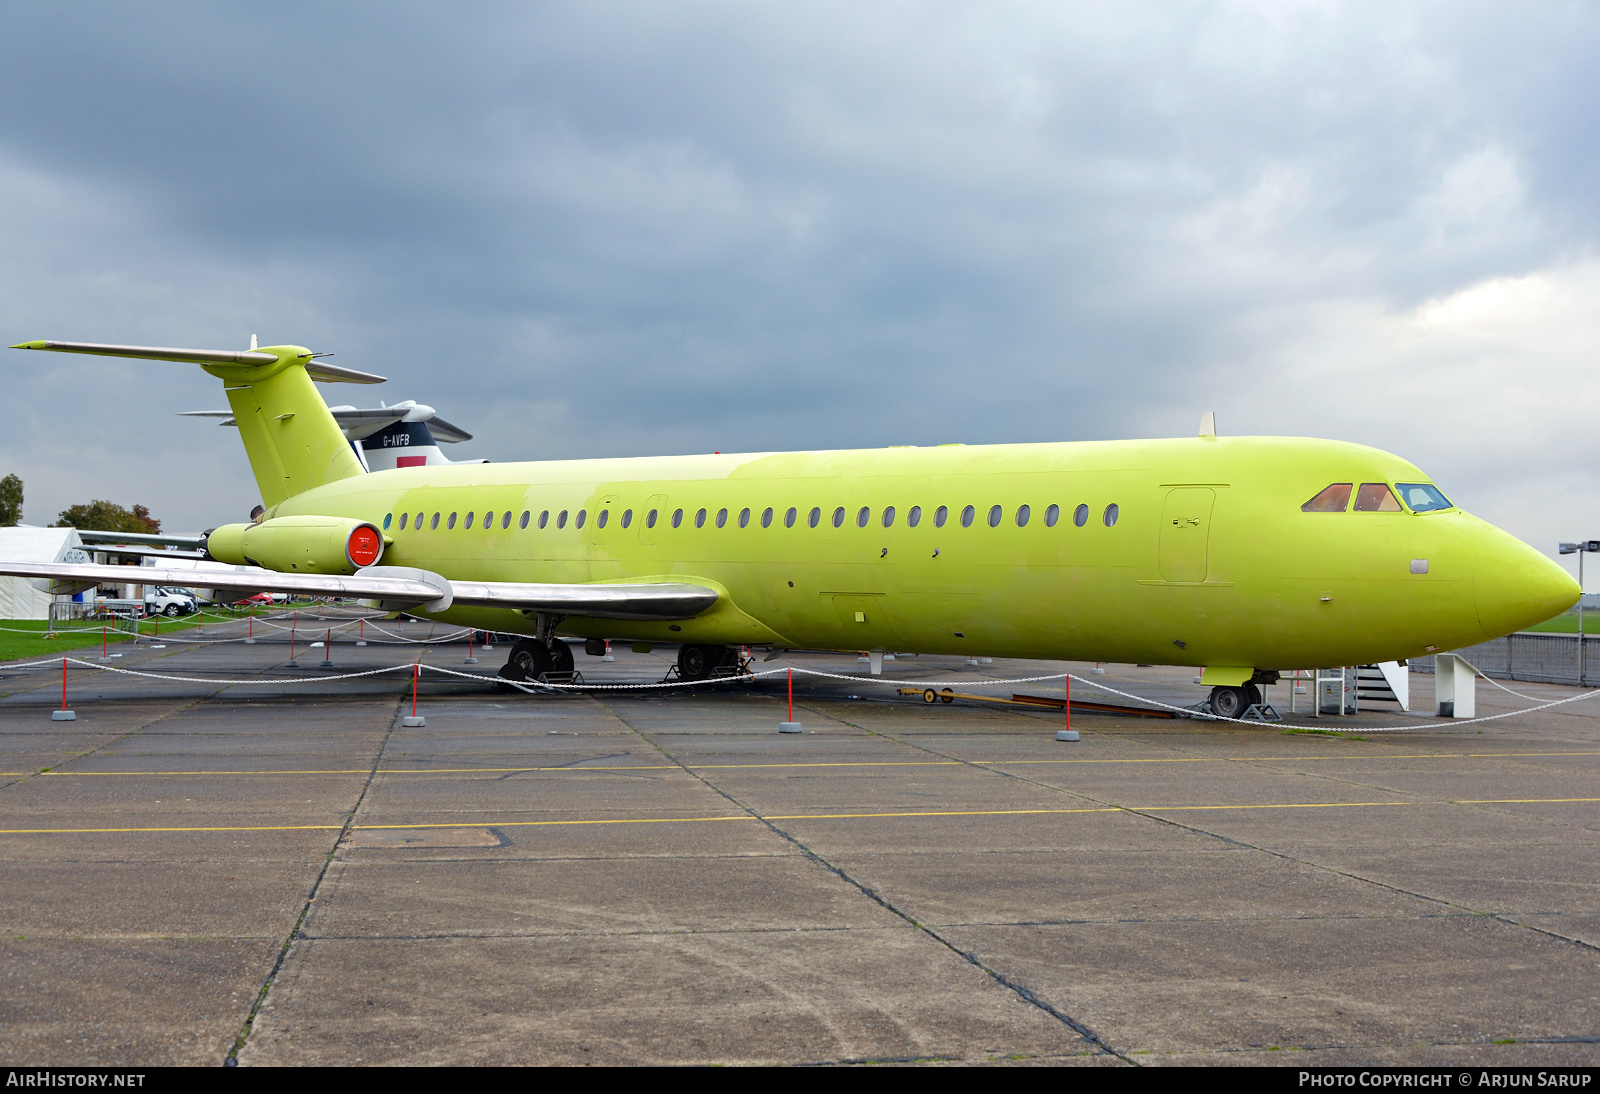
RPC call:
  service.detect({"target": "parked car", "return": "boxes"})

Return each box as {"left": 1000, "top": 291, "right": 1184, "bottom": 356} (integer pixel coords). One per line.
{"left": 232, "top": 592, "right": 274, "bottom": 607}
{"left": 144, "top": 586, "right": 199, "bottom": 617}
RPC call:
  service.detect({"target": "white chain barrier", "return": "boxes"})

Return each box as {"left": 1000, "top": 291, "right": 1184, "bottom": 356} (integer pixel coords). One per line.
{"left": 5, "top": 652, "right": 1597, "bottom": 732}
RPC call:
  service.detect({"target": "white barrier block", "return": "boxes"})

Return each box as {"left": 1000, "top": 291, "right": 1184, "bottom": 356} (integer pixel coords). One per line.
{"left": 1434, "top": 653, "right": 1476, "bottom": 719}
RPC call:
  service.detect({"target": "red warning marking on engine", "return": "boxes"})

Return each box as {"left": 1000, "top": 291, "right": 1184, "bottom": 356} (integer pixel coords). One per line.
{"left": 348, "top": 526, "right": 382, "bottom": 567}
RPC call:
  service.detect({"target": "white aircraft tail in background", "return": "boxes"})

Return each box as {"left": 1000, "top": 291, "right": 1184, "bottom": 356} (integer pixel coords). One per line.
{"left": 182, "top": 399, "right": 481, "bottom": 471}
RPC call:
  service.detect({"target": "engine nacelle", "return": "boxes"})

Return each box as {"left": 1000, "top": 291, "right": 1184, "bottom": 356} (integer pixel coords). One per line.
{"left": 203, "top": 516, "right": 384, "bottom": 574}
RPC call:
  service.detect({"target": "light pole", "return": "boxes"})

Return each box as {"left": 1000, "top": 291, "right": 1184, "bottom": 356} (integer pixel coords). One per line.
{"left": 1558, "top": 540, "right": 1600, "bottom": 685}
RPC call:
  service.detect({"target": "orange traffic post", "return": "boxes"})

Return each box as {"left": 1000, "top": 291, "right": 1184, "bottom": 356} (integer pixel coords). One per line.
{"left": 465, "top": 629, "right": 478, "bottom": 665}
{"left": 320, "top": 627, "right": 335, "bottom": 670}
{"left": 52, "top": 657, "right": 75, "bottom": 720}
{"left": 402, "top": 661, "right": 425, "bottom": 726}
{"left": 1056, "top": 677, "right": 1078, "bottom": 741}
{"left": 356, "top": 618, "right": 367, "bottom": 647}
{"left": 245, "top": 614, "right": 255, "bottom": 644}
{"left": 780, "top": 665, "right": 802, "bottom": 733}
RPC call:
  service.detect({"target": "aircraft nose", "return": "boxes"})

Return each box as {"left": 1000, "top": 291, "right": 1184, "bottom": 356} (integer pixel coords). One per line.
{"left": 1474, "top": 528, "right": 1579, "bottom": 640}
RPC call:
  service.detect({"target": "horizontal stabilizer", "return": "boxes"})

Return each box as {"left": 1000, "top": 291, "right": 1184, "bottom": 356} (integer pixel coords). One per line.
{"left": 12, "top": 340, "right": 385, "bottom": 383}
{"left": 75, "top": 529, "right": 206, "bottom": 550}
{"left": 0, "top": 560, "right": 718, "bottom": 621}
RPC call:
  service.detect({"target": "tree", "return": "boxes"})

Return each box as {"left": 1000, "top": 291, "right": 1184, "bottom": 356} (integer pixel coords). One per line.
{"left": 54, "top": 500, "right": 162, "bottom": 534}
{"left": 0, "top": 474, "right": 20, "bottom": 526}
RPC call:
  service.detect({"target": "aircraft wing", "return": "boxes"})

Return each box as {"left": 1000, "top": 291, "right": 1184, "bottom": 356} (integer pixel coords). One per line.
{"left": 0, "top": 561, "right": 718, "bottom": 621}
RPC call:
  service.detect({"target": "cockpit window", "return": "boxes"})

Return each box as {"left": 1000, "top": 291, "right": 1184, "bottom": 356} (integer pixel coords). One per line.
{"left": 1395, "top": 483, "right": 1452, "bottom": 512}
{"left": 1354, "top": 483, "right": 1402, "bottom": 512}
{"left": 1301, "top": 483, "right": 1352, "bottom": 512}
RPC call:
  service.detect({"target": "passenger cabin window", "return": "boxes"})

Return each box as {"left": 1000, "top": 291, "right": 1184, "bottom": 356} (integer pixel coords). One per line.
{"left": 808, "top": 507, "right": 821, "bottom": 528}
{"left": 464, "top": 512, "right": 474, "bottom": 529}
{"left": 383, "top": 513, "right": 392, "bottom": 530}
{"left": 539, "top": 510, "right": 549, "bottom": 529}
{"left": 1103, "top": 503, "right": 1119, "bottom": 527}
{"left": 762, "top": 507, "right": 773, "bottom": 528}
{"left": 399, "top": 513, "right": 409, "bottom": 530}
{"left": 520, "top": 511, "right": 530, "bottom": 529}
{"left": 987, "top": 504, "right": 1002, "bottom": 528}
{"left": 672, "top": 508, "right": 682, "bottom": 528}
{"left": 557, "top": 510, "right": 568, "bottom": 529}
{"left": 575, "top": 510, "right": 586, "bottom": 528}
{"left": 882, "top": 506, "right": 895, "bottom": 528}
{"left": 1301, "top": 483, "right": 1353, "bottom": 513}
{"left": 739, "top": 507, "right": 750, "bottom": 528}
{"left": 596, "top": 510, "right": 608, "bottom": 529}
{"left": 908, "top": 505, "right": 921, "bottom": 528}
{"left": 784, "top": 507, "right": 796, "bottom": 528}
{"left": 1016, "top": 504, "right": 1030, "bottom": 527}
{"left": 695, "top": 508, "right": 707, "bottom": 529}
{"left": 1073, "top": 504, "right": 1087, "bottom": 527}
{"left": 646, "top": 509, "right": 657, "bottom": 529}
{"left": 716, "top": 508, "right": 728, "bottom": 528}
{"left": 961, "top": 505, "right": 975, "bottom": 528}
{"left": 1397, "top": 483, "right": 1452, "bottom": 512}
{"left": 1044, "top": 504, "right": 1059, "bottom": 527}
{"left": 1354, "top": 483, "right": 1402, "bottom": 512}
{"left": 621, "top": 509, "right": 632, "bottom": 529}
{"left": 502, "top": 511, "right": 512, "bottom": 529}
{"left": 935, "top": 505, "right": 948, "bottom": 528}
{"left": 831, "top": 507, "right": 845, "bottom": 528}
{"left": 430, "top": 513, "right": 440, "bottom": 530}
{"left": 857, "top": 506, "right": 870, "bottom": 528}
{"left": 415, "top": 511, "right": 423, "bottom": 529}
{"left": 447, "top": 512, "right": 457, "bottom": 530}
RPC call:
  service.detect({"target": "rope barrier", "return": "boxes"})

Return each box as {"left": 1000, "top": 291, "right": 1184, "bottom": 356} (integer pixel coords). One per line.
{"left": 5, "top": 654, "right": 1596, "bottom": 732}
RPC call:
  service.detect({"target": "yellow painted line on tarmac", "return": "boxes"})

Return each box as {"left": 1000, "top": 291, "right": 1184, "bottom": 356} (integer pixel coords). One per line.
{"left": 4, "top": 797, "right": 1597, "bottom": 837}
{"left": 8, "top": 749, "right": 1600, "bottom": 780}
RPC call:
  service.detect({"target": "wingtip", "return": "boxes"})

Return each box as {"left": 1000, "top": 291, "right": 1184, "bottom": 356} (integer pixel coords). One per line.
{"left": 10, "top": 340, "right": 46, "bottom": 350}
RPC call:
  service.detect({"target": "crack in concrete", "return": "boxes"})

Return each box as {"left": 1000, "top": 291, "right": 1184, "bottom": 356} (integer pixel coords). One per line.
{"left": 836, "top": 700, "right": 1600, "bottom": 959}
{"left": 594, "top": 692, "right": 1134, "bottom": 1066}
{"left": 223, "top": 692, "right": 406, "bottom": 1067}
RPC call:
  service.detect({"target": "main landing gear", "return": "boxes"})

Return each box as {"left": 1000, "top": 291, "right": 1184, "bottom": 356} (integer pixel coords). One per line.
{"left": 498, "top": 612, "right": 577, "bottom": 686}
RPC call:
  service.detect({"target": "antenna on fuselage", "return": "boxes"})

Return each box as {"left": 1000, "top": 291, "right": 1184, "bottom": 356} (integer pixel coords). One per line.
{"left": 1199, "top": 411, "right": 1216, "bottom": 438}
{"left": 250, "top": 334, "right": 257, "bottom": 351}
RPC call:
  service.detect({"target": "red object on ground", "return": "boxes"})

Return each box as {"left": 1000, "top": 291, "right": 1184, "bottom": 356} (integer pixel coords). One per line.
{"left": 61, "top": 658, "right": 67, "bottom": 710}
{"left": 101, "top": 626, "right": 106, "bottom": 659}
{"left": 1065, "top": 678, "right": 1071, "bottom": 733}
{"left": 788, "top": 667, "right": 794, "bottom": 722}
{"left": 412, "top": 662, "right": 419, "bottom": 717}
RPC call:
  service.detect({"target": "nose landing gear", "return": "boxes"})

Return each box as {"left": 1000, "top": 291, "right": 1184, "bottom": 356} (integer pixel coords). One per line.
{"left": 1207, "top": 683, "right": 1261, "bottom": 720}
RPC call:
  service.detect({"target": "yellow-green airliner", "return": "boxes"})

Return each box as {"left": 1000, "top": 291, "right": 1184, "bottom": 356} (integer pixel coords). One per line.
{"left": 5, "top": 340, "right": 1579, "bottom": 716}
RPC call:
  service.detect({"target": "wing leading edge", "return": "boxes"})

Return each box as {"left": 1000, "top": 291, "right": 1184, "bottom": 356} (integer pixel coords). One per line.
{"left": 0, "top": 561, "right": 717, "bottom": 621}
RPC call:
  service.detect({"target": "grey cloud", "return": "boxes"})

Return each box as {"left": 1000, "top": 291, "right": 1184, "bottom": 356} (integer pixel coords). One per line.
{"left": 0, "top": 1, "right": 1597, "bottom": 555}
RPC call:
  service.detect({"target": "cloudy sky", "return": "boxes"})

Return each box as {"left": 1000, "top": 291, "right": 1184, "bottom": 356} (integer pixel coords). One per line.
{"left": 1, "top": 2, "right": 1597, "bottom": 578}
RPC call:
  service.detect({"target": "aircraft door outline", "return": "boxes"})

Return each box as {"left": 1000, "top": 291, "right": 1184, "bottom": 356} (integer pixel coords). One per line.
{"left": 1160, "top": 488, "right": 1216, "bottom": 583}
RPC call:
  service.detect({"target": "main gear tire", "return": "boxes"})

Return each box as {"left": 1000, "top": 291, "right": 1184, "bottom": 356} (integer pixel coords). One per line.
{"left": 548, "top": 640, "right": 575, "bottom": 675}
{"left": 678, "top": 644, "right": 713, "bottom": 681}
{"left": 1209, "top": 685, "right": 1248, "bottom": 719}
{"left": 502, "top": 639, "right": 550, "bottom": 683}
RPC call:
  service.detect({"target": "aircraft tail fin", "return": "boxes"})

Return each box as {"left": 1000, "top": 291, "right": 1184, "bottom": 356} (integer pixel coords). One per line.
{"left": 11, "top": 340, "right": 384, "bottom": 509}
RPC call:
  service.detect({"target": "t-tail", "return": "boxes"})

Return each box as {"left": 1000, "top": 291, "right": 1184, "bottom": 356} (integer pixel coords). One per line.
{"left": 10, "top": 339, "right": 384, "bottom": 508}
